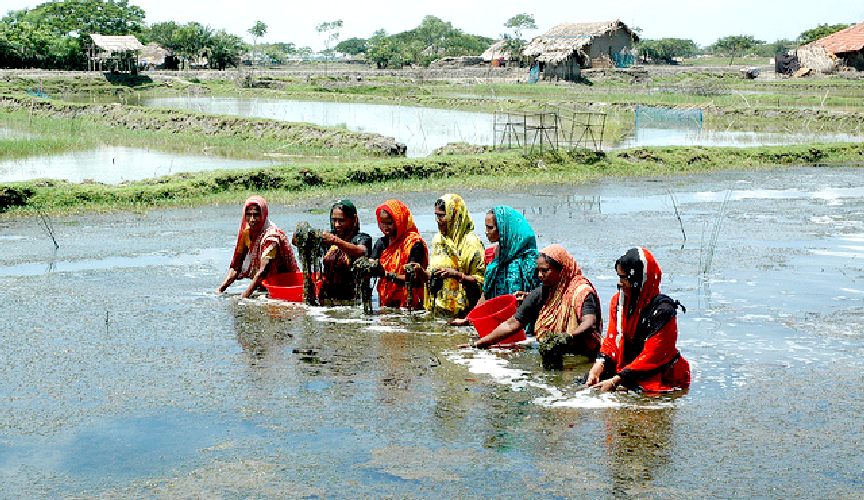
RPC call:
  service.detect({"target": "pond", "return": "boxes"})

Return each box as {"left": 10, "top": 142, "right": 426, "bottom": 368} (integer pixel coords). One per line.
{"left": 616, "top": 127, "right": 864, "bottom": 149}
{"left": 1, "top": 167, "right": 862, "bottom": 496}
{"left": 142, "top": 96, "right": 496, "bottom": 157}
{"left": 0, "top": 145, "right": 277, "bottom": 184}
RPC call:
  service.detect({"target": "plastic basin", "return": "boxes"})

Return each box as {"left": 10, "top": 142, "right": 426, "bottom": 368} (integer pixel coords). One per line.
{"left": 262, "top": 272, "right": 321, "bottom": 302}
{"left": 467, "top": 294, "right": 526, "bottom": 346}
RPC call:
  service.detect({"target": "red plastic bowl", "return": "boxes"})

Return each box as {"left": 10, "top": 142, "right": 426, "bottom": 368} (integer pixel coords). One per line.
{"left": 466, "top": 294, "right": 526, "bottom": 346}
{"left": 262, "top": 272, "right": 321, "bottom": 302}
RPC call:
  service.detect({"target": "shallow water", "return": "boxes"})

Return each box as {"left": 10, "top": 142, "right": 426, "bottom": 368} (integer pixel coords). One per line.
{"left": 617, "top": 127, "right": 864, "bottom": 149}
{"left": 143, "top": 96, "right": 496, "bottom": 157}
{"left": 1, "top": 167, "right": 863, "bottom": 496}
{"left": 0, "top": 145, "right": 276, "bottom": 184}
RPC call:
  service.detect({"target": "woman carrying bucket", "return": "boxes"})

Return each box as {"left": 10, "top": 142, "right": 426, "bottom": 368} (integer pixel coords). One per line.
{"left": 473, "top": 245, "right": 601, "bottom": 364}
{"left": 217, "top": 195, "right": 300, "bottom": 299}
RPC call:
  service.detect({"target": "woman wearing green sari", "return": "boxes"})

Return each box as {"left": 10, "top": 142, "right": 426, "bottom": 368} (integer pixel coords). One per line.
{"left": 482, "top": 205, "right": 540, "bottom": 300}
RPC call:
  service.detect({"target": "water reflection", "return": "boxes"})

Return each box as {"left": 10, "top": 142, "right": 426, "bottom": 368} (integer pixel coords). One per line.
{"left": 143, "top": 96, "right": 495, "bottom": 157}
{"left": 617, "top": 127, "right": 864, "bottom": 149}
{"left": 0, "top": 146, "right": 275, "bottom": 184}
{"left": 604, "top": 407, "right": 676, "bottom": 496}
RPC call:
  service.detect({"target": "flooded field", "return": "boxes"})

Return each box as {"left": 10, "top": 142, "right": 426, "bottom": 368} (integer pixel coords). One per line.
{"left": 0, "top": 146, "right": 276, "bottom": 184}
{"left": 1, "top": 167, "right": 863, "bottom": 496}
{"left": 143, "top": 96, "right": 495, "bottom": 157}
{"left": 617, "top": 127, "right": 864, "bottom": 149}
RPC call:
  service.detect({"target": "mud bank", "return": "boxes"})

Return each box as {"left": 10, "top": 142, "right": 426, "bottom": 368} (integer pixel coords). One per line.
{"left": 2, "top": 143, "right": 864, "bottom": 214}
{"left": 0, "top": 95, "right": 406, "bottom": 157}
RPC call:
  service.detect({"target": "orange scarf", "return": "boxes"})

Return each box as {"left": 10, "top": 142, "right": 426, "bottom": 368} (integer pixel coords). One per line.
{"left": 375, "top": 200, "right": 428, "bottom": 308}
{"left": 534, "top": 244, "right": 601, "bottom": 340}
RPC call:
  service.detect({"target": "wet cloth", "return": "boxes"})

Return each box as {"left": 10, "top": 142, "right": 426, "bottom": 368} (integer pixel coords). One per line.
{"left": 482, "top": 206, "right": 539, "bottom": 299}
{"left": 530, "top": 245, "right": 601, "bottom": 355}
{"left": 425, "top": 194, "right": 485, "bottom": 316}
{"left": 320, "top": 200, "right": 372, "bottom": 301}
{"left": 599, "top": 247, "right": 691, "bottom": 392}
{"left": 230, "top": 195, "right": 299, "bottom": 279}
{"left": 375, "top": 200, "right": 428, "bottom": 308}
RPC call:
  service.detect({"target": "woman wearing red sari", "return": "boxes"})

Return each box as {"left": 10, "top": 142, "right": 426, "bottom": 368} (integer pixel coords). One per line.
{"left": 587, "top": 247, "right": 690, "bottom": 393}
{"left": 370, "top": 199, "right": 428, "bottom": 309}
{"left": 217, "top": 195, "right": 299, "bottom": 299}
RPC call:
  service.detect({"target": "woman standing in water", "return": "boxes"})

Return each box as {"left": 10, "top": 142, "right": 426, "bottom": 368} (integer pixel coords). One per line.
{"left": 482, "top": 206, "right": 539, "bottom": 300}
{"left": 370, "top": 199, "right": 428, "bottom": 309}
{"left": 318, "top": 199, "right": 373, "bottom": 302}
{"left": 587, "top": 247, "right": 690, "bottom": 392}
{"left": 410, "top": 194, "right": 486, "bottom": 319}
{"left": 217, "top": 195, "right": 299, "bottom": 299}
{"left": 474, "top": 245, "right": 600, "bottom": 360}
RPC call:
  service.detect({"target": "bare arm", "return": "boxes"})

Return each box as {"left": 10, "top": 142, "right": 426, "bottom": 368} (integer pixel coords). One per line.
{"left": 322, "top": 232, "right": 367, "bottom": 258}
{"left": 474, "top": 317, "right": 524, "bottom": 349}
{"left": 241, "top": 260, "right": 271, "bottom": 298}
{"left": 217, "top": 268, "right": 239, "bottom": 293}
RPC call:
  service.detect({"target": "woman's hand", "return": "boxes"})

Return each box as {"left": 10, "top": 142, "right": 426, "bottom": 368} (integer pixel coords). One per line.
{"left": 585, "top": 360, "right": 605, "bottom": 386}
{"left": 321, "top": 231, "right": 339, "bottom": 246}
{"left": 513, "top": 290, "right": 528, "bottom": 303}
{"left": 433, "top": 267, "right": 462, "bottom": 281}
{"left": 590, "top": 375, "right": 621, "bottom": 392}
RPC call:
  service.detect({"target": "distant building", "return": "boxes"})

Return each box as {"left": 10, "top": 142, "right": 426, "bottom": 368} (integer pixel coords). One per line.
{"left": 482, "top": 40, "right": 515, "bottom": 66}
{"left": 797, "top": 21, "right": 864, "bottom": 73}
{"left": 138, "top": 42, "right": 171, "bottom": 70}
{"left": 522, "top": 20, "right": 638, "bottom": 81}
{"left": 87, "top": 34, "right": 143, "bottom": 72}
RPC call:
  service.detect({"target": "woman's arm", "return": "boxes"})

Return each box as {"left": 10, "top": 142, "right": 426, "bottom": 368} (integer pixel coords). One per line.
{"left": 321, "top": 232, "right": 367, "bottom": 258}
{"left": 217, "top": 268, "right": 239, "bottom": 293}
{"left": 474, "top": 317, "right": 524, "bottom": 349}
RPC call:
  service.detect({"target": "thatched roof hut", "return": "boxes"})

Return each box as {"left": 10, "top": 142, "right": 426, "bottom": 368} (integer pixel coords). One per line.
{"left": 87, "top": 34, "right": 143, "bottom": 72}
{"left": 482, "top": 40, "right": 512, "bottom": 62}
{"left": 523, "top": 20, "right": 638, "bottom": 75}
{"left": 797, "top": 21, "right": 864, "bottom": 72}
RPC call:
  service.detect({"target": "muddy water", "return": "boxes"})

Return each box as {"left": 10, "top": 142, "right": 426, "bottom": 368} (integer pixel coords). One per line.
{"left": 143, "top": 96, "right": 495, "bottom": 157}
{"left": 1, "top": 167, "right": 863, "bottom": 496}
{"left": 0, "top": 145, "right": 277, "bottom": 184}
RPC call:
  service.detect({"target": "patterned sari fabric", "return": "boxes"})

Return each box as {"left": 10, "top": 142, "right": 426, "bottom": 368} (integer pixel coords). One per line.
{"left": 483, "top": 206, "right": 539, "bottom": 299}
{"left": 375, "top": 200, "right": 428, "bottom": 308}
{"left": 600, "top": 247, "right": 690, "bottom": 392}
{"left": 534, "top": 245, "right": 601, "bottom": 347}
{"left": 425, "top": 194, "right": 486, "bottom": 316}
{"left": 230, "top": 195, "right": 299, "bottom": 279}
{"left": 321, "top": 199, "right": 363, "bottom": 301}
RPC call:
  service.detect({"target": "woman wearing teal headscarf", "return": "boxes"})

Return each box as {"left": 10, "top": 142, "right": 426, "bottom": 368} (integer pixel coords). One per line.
{"left": 483, "top": 206, "right": 539, "bottom": 300}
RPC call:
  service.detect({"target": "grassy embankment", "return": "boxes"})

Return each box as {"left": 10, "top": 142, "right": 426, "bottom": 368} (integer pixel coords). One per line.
{"left": 2, "top": 142, "right": 862, "bottom": 216}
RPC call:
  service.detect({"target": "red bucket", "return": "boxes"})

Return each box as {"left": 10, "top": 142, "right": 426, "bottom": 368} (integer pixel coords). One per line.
{"left": 466, "top": 294, "right": 526, "bottom": 346}
{"left": 262, "top": 272, "right": 321, "bottom": 302}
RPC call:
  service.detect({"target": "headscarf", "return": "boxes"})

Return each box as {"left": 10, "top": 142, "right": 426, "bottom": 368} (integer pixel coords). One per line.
{"left": 375, "top": 199, "right": 428, "bottom": 308}
{"left": 614, "top": 247, "right": 662, "bottom": 345}
{"left": 533, "top": 244, "right": 601, "bottom": 340}
{"left": 426, "top": 194, "right": 486, "bottom": 315}
{"left": 482, "top": 206, "right": 539, "bottom": 299}
{"left": 231, "top": 195, "right": 298, "bottom": 279}
{"left": 322, "top": 199, "right": 362, "bottom": 299}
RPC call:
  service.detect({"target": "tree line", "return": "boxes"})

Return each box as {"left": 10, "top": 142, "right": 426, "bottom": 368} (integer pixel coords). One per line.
{"left": 0, "top": 0, "right": 856, "bottom": 70}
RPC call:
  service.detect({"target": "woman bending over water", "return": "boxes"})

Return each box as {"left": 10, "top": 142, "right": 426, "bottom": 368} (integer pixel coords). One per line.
{"left": 217, "top": 195, "right": 299, "bottom": 299}
{"left": 475, "top": 245, "right": 600, "bottom": 359}
{"left": 587, "top": 247, "right": 690, "bottom": 392}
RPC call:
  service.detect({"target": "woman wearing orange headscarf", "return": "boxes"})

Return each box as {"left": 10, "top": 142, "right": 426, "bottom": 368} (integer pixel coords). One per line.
{"left": 370, "top": 199, "right": 428, "bottom": 308}
{"left": 587, "top": 247, "right": 690, "bottom": 393}
{"left": 475, "top": 244, "right": 601, "bottom": 357}
{"left": 217, "top": 195, "right": 299, "bottom": 298}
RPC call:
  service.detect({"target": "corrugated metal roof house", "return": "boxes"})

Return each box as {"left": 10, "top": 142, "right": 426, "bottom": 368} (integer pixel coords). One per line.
{"left": 797, "top": 21, "right": 864, "bottom": 73}
{"left": 522, "top": 20, "right": 638, "bottom": 80}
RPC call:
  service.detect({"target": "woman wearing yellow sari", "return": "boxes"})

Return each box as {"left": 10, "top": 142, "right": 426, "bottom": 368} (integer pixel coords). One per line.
{"left": 410, "top": 194, "right": 486, "bottom": 318}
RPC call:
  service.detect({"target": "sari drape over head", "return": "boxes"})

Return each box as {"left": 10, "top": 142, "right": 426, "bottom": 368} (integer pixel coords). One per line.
{"left": 426, "top": 194, "right": 485, "bottom": 315}
{"left": 321, "top": 199, "right": 364, "bottom": 301}
{"left": 375, "top": 199, "right": 428, "bottom": 308}
{"left": 230, "top": 195, "right": 298, "bottom": 279}
{"left": 601, "top": 247, "right": 690, "bottom": 392}
{"left": 534, "top": 244, "right": 601, "bottom": 343}
{"left": 483, "top": 206, "right": 539, "bottom": 299}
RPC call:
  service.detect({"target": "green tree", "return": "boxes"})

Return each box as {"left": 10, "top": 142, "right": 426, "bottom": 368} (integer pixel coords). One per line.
{"left": 504, "top": 13, "right": 536, "bottom": 42}
{"left": 172, "top": 22, "right": 211, "bottom": 68}
{"left": 709, "top": 35, "right": 764, "bottom": 65}
{"left": 638, "top": 38, "right": 699, "bottom": 63}
{"left": 316, "top": 19, "right": 343, "bottom": 59}
{"left": 248, "top": 20, "right": 267, "bottom": 66}
{"left": 797, "top": 23, "right": 851, "bottom": 45}
{"left": 335, "top": 37, "right": 367, "bottom": 55}
{"left": 209, "top": 29, "right": 244, "bottom": 70}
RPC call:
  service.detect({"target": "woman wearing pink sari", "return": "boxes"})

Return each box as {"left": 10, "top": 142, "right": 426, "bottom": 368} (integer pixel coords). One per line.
{"left": 217, "top": 195, "right": 299, "bottom": 298}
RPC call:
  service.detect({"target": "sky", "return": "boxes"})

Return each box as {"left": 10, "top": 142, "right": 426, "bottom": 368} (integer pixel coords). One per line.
{"left": 2, "top": 0, "right": 863, "bottom": 50}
